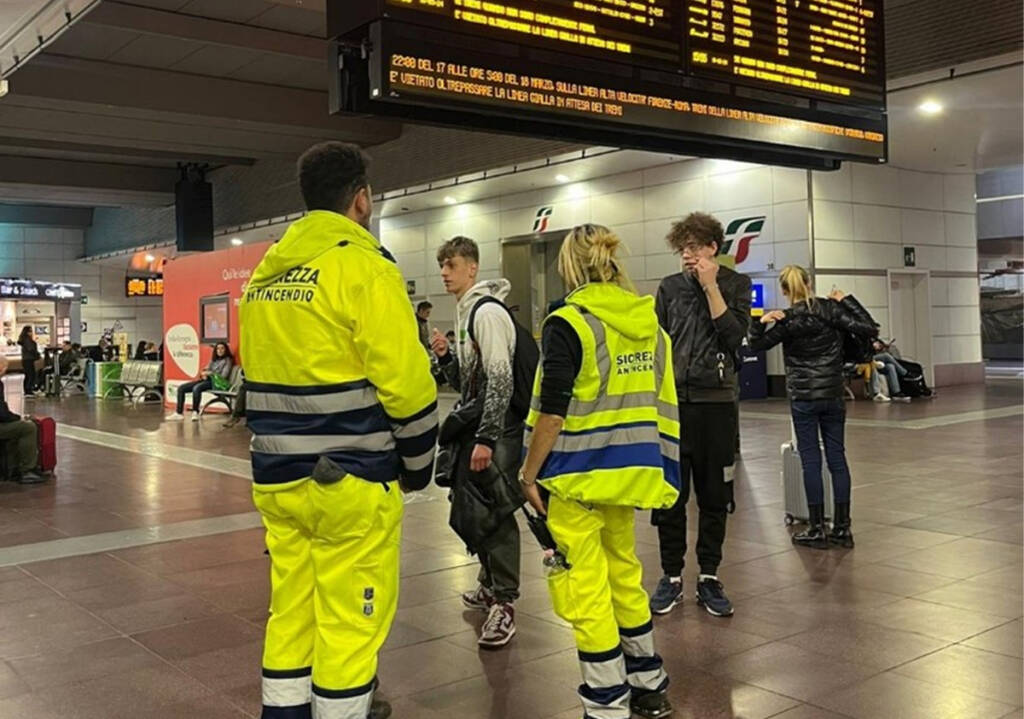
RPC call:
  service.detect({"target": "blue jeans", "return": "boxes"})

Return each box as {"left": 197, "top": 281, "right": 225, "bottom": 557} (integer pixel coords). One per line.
{"left": 874, "top": 353, "right": 907, "bottom": 396}
{"left": 790, "top": 399, "right": 852, "bottom": 505}
{"left": 176, "top": 379, "right": 212, "bottom": 414}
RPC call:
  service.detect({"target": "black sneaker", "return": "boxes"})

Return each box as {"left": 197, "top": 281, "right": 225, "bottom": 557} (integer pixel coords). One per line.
{"left": 696, "top": 577, "right": 733, "bottom": 617}
{"left": 649, "top": 576, "right": 682, "bottom": 615}
{"left": 630, "top": 689, "right": 673, "bottom": 718}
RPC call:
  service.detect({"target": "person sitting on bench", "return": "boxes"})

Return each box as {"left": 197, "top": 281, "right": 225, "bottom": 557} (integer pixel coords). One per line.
{"left": 166, "top": 342, "right": 234, "bottom": 422}
{"left": 0, "top": 356, "right": 44, "bottom": 484}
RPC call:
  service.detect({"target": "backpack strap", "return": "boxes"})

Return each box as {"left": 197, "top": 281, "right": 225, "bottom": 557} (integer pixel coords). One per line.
{"left": 467, "top": 295, "right": 507, "bottom": 345}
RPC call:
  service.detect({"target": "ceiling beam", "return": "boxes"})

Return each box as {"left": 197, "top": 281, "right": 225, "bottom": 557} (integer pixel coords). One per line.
{"left": 0, "top": 135, "right": 256, "bottom": 167}
{"left": 0, "top": 154, "right": 178, "bottom": 192}
{"left": 8, "top": 54, "right": 401, "bottom": 145}
{"left": 0, "top": 203, "right": 94, "bottom": 227}
{"left": 82, "top": 1, "right": 325, "bottom": 60}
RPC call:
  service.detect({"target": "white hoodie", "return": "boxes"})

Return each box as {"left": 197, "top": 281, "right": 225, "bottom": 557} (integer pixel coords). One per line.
{"left": 442, "top": 279, "right": 517, "bottom": 445}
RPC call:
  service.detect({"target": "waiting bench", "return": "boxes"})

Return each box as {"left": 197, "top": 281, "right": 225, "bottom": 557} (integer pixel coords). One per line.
{"left": 200, "top": 366, "right": 243, "bottom": 417}
{"left": 104, "top": 360, "right": 164, "bottom": 404}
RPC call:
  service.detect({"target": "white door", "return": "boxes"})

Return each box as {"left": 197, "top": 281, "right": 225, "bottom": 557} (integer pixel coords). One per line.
{"left": 888, "top": 271, "right": 934, "bottom": 385}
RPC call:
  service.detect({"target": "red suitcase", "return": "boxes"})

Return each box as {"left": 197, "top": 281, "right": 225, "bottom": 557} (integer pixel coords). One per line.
{"left": 32, "top": 416, "right": 56, "bottom": 474}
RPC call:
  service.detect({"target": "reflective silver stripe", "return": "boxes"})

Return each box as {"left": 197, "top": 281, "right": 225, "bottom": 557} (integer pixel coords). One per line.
{"left": 580, "top": 653, "right": 626, "bottom": 689}
{"left": 554, "top": 425, "right": 661, "bottom": 453}
{"left": 628, "top": 667, "right": 668, "bottom": 693}
{"left": 393, "top": 409, "right": 438, "bottom": 439}
{"left": 659, "top": 400, "right": 679, "bottom": 422}
{"left": 620, "top": 630, "right": 667, "bottom": 692}
{"left": 580, "top": 312, "right": 611, "bottom": 393}
{"left": 402, "top": 448, "right": 435, "bottom": 472}
{"left": 567, "top": 390, "right": 659, "bottom": 416}
{"left": 620, "top": 629, "right": 656, "bottom": 659}
{"left": 724, "top": 464, "right": 736, "bottom": 484}
{"left": 247, "top": 387, "right": 378, "bottom": 415}
{"left": 251, "top": 432, "right": 395, "bottom": 455}
{"left": 660, "top": 437, "right": 680, "bottom": 462}
{"left": 313, "top": 691, "right": 373, "bottom": 719}
{"left": 654, "top": 330, "right": 667, "bottom": 385}
{"left": 263, "top": 675, "right": 311, "bottom": 708}
{"left": 584, "top": 702, "right": 632, "bottom": 719}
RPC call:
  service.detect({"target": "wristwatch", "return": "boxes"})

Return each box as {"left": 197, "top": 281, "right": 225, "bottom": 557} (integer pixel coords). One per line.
{"left": 517, "top": 468, "right": 535, "bottom": 487}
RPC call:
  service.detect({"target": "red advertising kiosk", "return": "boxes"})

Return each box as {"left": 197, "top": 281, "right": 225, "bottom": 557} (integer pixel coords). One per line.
{"left": 162, "top": 242, "right": 271, "bottom": 410}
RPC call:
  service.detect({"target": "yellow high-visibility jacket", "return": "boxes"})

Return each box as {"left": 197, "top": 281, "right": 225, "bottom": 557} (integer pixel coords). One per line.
{"left": 526, "top": 283, "right": 680, "bottom": 509}
{"left": 239, "top": 211, "right": 438, "bottom": 489}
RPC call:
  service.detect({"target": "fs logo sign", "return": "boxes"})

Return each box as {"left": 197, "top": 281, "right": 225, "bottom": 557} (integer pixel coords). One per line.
{"left": 532, "top": 206, "right": 554, "bottom": 233}
{"left": 720, "top": 216, "right": 766, "bottom": 265}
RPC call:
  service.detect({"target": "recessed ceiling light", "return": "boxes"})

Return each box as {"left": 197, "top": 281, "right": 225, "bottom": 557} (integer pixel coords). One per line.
{"left": 918, "top": 100, "right": 943, "bottom": 115}
{"left": 443, "top": 196, "right": 457, "bottom": 205}
{"left": 555, "top": 174, "right": 570, "bottom": 183}
{"left": 230, "top": 237, "right": 243, "bottom": 246}
{"left": 144, "top": 254, "right": 155, "bottom": 262}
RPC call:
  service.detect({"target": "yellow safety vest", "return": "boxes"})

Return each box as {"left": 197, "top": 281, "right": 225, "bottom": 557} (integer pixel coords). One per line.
{"left": 239, "top": 211, "right": 437, "bottom": 487}
{"left": 526, "top": 283, "right": 680, "bottom": 509}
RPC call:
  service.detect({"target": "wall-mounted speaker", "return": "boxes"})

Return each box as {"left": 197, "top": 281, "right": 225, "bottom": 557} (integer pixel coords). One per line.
{"left": 175, "top": 165, "right": 213, "bottom": 252}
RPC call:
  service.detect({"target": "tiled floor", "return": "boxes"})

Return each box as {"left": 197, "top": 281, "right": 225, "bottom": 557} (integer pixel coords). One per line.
{"left": 0, "top": 383, "right": 1020, "bottom": 718}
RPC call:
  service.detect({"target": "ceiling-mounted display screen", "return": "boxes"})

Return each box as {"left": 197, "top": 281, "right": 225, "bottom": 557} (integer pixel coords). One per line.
{"left": 328, "top": 0, "right": 887, "bottom": 169}
{"left": 686, "top": 0, "right": 884, "bottom": 106}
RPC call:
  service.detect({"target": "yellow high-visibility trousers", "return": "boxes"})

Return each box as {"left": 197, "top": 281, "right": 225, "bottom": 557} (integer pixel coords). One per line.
{"left": 546, "top": 493, "right": 669, "bottom": 719}
{"left": 253, "top": 474, "right": 403, "bottom": 719}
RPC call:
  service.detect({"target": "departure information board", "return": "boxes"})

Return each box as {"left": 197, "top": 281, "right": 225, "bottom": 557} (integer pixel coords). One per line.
{"left": 687, "top": 0, "right": 883, "bottom": 104}
{"left": 328, "top": 0, "right": 887, "bottom": 168}
{"left": 384, "top": 0, "right": 681, "bottom": 67}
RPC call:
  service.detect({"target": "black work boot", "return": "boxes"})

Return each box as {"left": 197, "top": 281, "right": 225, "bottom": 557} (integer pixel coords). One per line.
{"left": 829, "top": 502, "right": 855, "bottom": 548}
{"left": 630, "top": 689, "right": 673, "bottom": 718}
{"left": 369, "top": 698, "right": 392, "bottom": 719}
{"left": 792, "top": 504, "right": 829, "bottom": 550}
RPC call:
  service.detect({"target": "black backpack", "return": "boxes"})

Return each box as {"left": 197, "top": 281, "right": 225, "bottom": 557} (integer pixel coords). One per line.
{"left": 838, "top": 295, "right": 879, "bottom": 364}
{"left": 467, "top": 296, "right": 540, "bottom": 422}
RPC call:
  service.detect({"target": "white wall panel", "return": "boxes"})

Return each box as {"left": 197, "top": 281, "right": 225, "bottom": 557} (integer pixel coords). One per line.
{"left": 943, "top": 212, "right": 976, "bottom": 247}
{"left": 813, "top": 201, "right": 854, "bottom": 241}
{"left": 852, "top": 164, "right": 900, "bottom": 206}
{"left": 900, "top": 210, "right": 945, "bottom": 247}
{"left": 811, "top": 164, "right": 852, "bottom": 202}
{"left": 853, "top": 204, "right": 901, "bottom": 245}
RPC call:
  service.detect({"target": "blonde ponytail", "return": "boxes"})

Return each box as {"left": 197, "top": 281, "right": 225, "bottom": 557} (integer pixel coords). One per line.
{"left": 779, "top": 264, "right": 815, "bottom": 306}
{"left": 558, "top": 224, "right": 636, "bottom": 293}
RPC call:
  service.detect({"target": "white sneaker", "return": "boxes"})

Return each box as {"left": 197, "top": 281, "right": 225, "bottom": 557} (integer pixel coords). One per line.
{"left": 873, "top": 394, "right": 891, "bottom": 403}
{"left": 166, "top": 412, "right": 185, "bottom": 420}
{"left": 190, "top": 412, "right": 200, "bottom": 422}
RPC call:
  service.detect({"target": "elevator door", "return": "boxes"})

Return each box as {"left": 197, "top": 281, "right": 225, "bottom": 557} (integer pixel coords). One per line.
{"left": 501, "top": 231, "right": 568, "bottom": 338}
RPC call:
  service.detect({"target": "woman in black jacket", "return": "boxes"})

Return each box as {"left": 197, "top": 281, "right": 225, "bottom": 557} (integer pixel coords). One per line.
{"left": 17, "top": 326, "right": 40, "bottom": 396}
{"left": 749, "top": 265, "right": 877, "bottom": 549}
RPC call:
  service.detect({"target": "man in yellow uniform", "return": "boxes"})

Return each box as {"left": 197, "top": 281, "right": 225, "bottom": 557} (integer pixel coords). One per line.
{"left": 240, "top": 142, "right": 438, "bottom": 719}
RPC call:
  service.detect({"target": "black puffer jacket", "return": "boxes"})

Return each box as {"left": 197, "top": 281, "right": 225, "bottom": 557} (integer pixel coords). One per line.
{"left": 749, "top": 296, "right": 877, "bottom": 400}
{"left": 657, "top": 266, "right": 752, "bottom": 403}
{"left": 436, "top": 398, "right": 524, "bottom": 555}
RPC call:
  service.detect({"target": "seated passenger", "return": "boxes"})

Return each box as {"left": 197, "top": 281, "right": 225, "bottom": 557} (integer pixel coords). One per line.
{"left": 166, "top": 342, "right": 234, "bottom": 421}
{"left": 134, "top": 340, "right": 148, "bottom": 360}
{"left": 872, "top": 339, "right": 910, "bottom": 402}
{"left": 0, "top": 356, "right": 45, "bottom": 484}
{"left": 143, "top": 342, "right": 159, "bottom": 361}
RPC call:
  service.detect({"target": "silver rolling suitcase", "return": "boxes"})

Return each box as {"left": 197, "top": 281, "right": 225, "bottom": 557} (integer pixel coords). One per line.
{"left": 781, "top": 440, "right": 835, "bottom": 525}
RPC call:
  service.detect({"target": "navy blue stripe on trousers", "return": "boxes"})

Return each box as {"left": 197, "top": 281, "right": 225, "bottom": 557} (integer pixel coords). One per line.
{"left": 251, "top": 450, "right": 401, "bottom": 485}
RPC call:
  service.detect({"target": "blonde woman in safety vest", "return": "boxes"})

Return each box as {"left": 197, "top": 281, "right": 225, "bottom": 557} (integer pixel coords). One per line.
{"left": 519, "top": 224, "right": 681, "bottom": 719}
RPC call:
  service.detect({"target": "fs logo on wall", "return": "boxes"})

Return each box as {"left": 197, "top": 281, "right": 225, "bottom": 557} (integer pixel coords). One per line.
{"left": 532, "top": 206, "right": 554, "bottom": 233}
{"left": 720, "top": 216, "right": 766, "bottom": 265}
